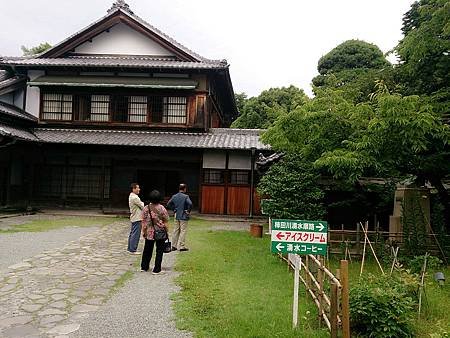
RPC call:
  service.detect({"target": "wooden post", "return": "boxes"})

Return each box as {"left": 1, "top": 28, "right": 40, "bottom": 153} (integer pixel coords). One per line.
{"left": 330, "top": 282, "right": 338, "bottom": 338}
{"left": 293, "top": 255, "right": 300, "bottom": 328}
{"left": 317, "top": 256, "right": 324, "bottom": 327}
{"left": 340, "top": 260, "right": 350, "bottom": 338}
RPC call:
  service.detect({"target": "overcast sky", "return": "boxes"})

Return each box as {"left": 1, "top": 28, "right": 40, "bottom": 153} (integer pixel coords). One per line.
{"left": 0, "top": 0, "right": 415, "bottom": 97}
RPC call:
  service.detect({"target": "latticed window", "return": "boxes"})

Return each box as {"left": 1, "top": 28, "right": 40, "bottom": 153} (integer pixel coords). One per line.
{"left": 128, "top": 96, "right": 148, "bottom": 123}
{"left": 42, "top": 94, "right": 73, "bottom": 120}
{"left": 90, "top": 95, "right": 110, "bottom": 122}
{"left": 163, "top": 97, "right": 187, "bottom": 124}
{"left": 230, "top": 171, "right": 250, "bottom": 185}
{"left": 203, "top": 169, "right": 224, "bottom": 184}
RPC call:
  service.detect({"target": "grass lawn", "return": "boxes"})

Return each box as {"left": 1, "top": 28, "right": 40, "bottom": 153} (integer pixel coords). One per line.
{"left": 173, "top": 218, "right": 328, "bottom": 338}
{"left": 174, "top": 218, "right": 450, "bottom": 337}
{"left": 0, "top": 216, "right": 120, "bottom": 233}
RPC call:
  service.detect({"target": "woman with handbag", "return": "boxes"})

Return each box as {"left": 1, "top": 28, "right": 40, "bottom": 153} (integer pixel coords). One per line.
{"left": 140, "top": 190, "right": 170, "bottom": 274}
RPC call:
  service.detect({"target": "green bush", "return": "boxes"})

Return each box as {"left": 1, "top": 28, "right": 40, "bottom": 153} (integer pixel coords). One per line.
{"left": 258, "top": 154, "right": 325, "bottom": 219}
{"left": 408, "top": 255, "right": 443, "bottom": 274}
{"left": 350, "top": 273, "right": 417, "bottom": 337}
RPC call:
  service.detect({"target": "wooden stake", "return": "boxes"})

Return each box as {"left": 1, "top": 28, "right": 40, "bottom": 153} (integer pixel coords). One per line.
{"left": 340, "top": 260, "right": 350, "bottom": 338}
{"left": 330, "top": 283, "right": 338, "bottom": 338}
{"left": 360, "top": 223, "right": 368, "bottom": 276}
{"left": 418, "top": 253, "right": 428, "bottom": 318}
{"left": 362, "top": 222, "right": 385, "bottom": 275}
{"left": 390, "top": 246, "right": 399, "bottom": 276}
{"left": 317, "top": 256, "right": 324, "bottom": 327}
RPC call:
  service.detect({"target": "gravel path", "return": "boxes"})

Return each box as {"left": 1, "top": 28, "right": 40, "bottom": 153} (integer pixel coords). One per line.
{"left": 70, "top": 251, "right": 192, "bottom": 338}
{"left": 0, "top": 226, "right": 98, "bottom": 271}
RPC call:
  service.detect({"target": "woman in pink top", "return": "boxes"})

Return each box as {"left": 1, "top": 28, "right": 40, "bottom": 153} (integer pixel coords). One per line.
{"left": 141, "top": 190, "right": 169, "bottom": 274}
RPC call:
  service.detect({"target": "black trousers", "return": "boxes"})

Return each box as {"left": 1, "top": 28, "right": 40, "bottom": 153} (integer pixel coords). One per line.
{"left": 141, "top": 238, "right": 165, "bottom": 272}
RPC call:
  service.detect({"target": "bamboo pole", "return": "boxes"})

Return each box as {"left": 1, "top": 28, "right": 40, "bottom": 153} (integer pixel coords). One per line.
{"left": 305, "top": 255, "right": 311, "bottom": 290}
{"left": 360, "top": 223, "right": 368, "bottom": 276}
{"left": 308, "top": 255, "right": 342, "bottom": 287}
{"left": 361, "top": 222, "right": 385, "bottom": 275}
{"left": 330, "top": 283, "right": 338, "bottom": 338}
{"left": 390, "top": 246, "right": 399, "bottom": 276}
{"left": 418, "top": 253, "right": 429, "bottom": 318}
{"left": 356, "top": 222, "right": 361, "bottom": 255}
{"left": 299, "top": 274, "right": 332, "bottom": 331}
{"left": 340, "top": 260, "right": 350, "bottom": 338}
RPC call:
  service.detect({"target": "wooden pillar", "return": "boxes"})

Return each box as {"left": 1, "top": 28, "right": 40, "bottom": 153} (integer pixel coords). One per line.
{"left": 6, "top": 152, "right": 12, "bottom": 206}
{"left": 100, "top": 157, "right": 105, "bottom": 210}
{"left": 224, "top": 152, "right": 229, "bottom": 215}
{"left": 249, "top": 147, "right": 256, "bottom": 218}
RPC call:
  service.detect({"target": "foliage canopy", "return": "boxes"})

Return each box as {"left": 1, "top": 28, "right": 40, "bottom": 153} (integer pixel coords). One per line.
{"left": 21, "top": 42, "right": 52, "bottom": 56}
{"left": 231, "top": 86, "right": 308, "bottom": 129}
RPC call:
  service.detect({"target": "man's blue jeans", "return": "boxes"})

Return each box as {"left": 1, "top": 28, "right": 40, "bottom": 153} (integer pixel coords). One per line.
{"left": 127, "top": 221, "right": 141, "bottom": 252}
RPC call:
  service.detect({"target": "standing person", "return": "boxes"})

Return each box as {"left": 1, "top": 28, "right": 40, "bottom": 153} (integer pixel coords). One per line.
{"left": 141, "top": 190, "right": 169, "bottom": 274}
{"left": 128, "top": 183, "right": 144, "bottom": 254}
{"left": 167, "top": 183, "right": 192, "bottom": 252}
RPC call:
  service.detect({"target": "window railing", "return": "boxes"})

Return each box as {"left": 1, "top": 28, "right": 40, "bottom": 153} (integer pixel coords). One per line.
{"left": 41, "top": 93, "right": 188, "bottom": 124}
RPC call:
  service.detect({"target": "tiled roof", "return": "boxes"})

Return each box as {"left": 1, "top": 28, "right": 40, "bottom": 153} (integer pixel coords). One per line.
{"left": 0, "top": 56, "right": 226, "bottom": 70}
{"left": 0, "top": 70, "right": 26, "bottom": 93}
{"left": 32, "top": 128, "right": 270, "bottom": 150}
{"left": 0, "top": 70, "right": 10, "bottom": 82}
{"left": 0, "top": 102, "right": 38, "bottom": 122}
{"left": 0, "top": 123, "right": 38, "bottom": 141}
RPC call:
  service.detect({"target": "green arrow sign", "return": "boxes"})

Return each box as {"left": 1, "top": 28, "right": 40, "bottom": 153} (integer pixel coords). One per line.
{"left": 271, "top": 219, "right": 328, "bottom": 256}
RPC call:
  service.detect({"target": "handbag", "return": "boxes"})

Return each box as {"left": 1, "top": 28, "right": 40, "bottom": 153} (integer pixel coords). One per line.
{"left": 150, "top": 205, "right": 168, "bottom": 241}
{"left": 164, "top": 239, "right": 172, "bottom": 253}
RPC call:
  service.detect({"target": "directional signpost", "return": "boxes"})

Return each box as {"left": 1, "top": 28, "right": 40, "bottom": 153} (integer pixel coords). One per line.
{"left": 271, "top": 219, "right": 328, "bottom": 256}
{"left": 270, "top": 219, "right": 328, "bottom": 329}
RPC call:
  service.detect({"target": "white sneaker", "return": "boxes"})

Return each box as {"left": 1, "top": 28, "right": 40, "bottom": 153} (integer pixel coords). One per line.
{"left": 152, "top": 271, "right": 165, "bottom": 275}
{"left": 128, "top": 251, "right": 141, "bottom": 255}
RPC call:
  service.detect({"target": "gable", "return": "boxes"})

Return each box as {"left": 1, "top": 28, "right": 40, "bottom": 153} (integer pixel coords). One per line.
{"left": 40, "top": 6, "right": 202, "bottom": 62}
{"left": 74, "top": 23, "right": 176, "bottom": 57}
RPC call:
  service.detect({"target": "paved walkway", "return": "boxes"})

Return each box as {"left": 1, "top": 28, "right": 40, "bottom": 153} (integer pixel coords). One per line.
{"left": 0, "top": 220, "right": 190, "bottom": 338}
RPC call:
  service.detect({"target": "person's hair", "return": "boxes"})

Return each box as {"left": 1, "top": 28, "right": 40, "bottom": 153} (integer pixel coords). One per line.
{"left": 179, "top": 183, "right": 187, "bottom": 191}
{"left": 130, "top": 183, "right": 139, "bottom": 191}
{"left": 149, "top": 190, "right": 163, "bottom": 204}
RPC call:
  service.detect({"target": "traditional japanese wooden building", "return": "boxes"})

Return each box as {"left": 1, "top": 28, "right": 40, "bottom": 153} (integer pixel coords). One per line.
{"left": 0, "top": 1, "right": 269, "bottom": 215}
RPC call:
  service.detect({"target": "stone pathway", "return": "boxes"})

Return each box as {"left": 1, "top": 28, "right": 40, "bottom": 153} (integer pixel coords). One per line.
{"left": 0, "top": 221, "right": 138, "bottom": 338}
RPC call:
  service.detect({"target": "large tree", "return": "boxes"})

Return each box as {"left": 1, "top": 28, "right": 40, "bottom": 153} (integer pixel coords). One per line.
{"left": 395, "top": 0, "right": 449, "bottom": 96}
{"left": 21, "top": 42, "right": 52, "bottom": 56}
{"left": 263, "top": 85, "right": 450, "bottom": 228}
{"left": 231, "top": 86, "right": 308, "bottom": 129}
{"left": 312, "top": 40, "right": 393, "bottom": 103}
{"left": 395, "top": 0, "right": 450, "bottom": 119}
{"left": 316, "top": 39, "right": 390, "bottom": 75}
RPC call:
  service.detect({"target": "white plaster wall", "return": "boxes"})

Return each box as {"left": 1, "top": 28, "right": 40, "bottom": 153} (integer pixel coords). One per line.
{"left": 13, "top": 89, "right": 24, "bottom": 109}
{"left": 26, "top": 70, "right": 45, "bottom": 118}
{"left": 74, "top": 23, "right": 175, "bottom": 56}
{"left": 0, "top": 93, "right": 14, "bottom": 105}
{"left": 203, "top": 151, "right": 226, "bottom": 169}
{"left": 228, "top": 152, "right": 251, "bottom": 170}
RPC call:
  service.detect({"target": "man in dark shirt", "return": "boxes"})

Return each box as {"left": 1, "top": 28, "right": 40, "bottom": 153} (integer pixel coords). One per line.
{"left": 167, "top": 183, "right": 193, "bottom": 251}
